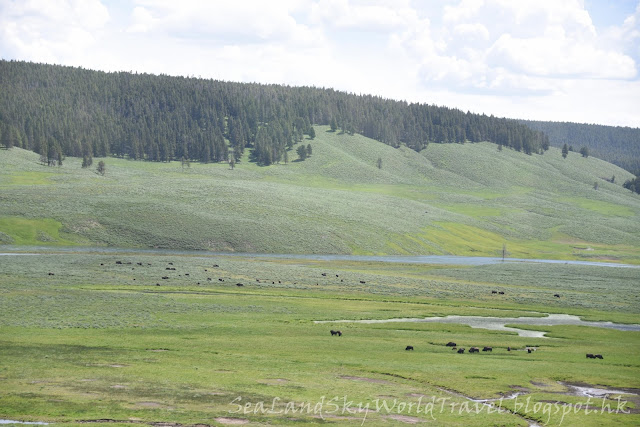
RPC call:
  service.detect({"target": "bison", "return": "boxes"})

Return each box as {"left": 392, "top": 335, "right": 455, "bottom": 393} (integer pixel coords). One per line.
{"left": 586, "top": 354, "right": 596, "bottom": 359}
{"left": 236, "top": 283, "right": 244, "bottom": 287}
{"left": 482, "top": 347, "right": 492, "bottom": 352}
{"left": 498, "top": 291, "right": 505, "bottom": 295}
{"left": 405, "top": 346, "right": 414, "bottom": 351}
{"left": 359, "top": 281, "right": 366, "bottom": 284}
{"left": 595, "top": 354, "right": 603, "bottom": 359}
{"left": 491, "top": 290, "right": 497, "bottom": 294}
{"left": 507, "top": 346, "right": 511, "bottom": 351}
{"left": 457, "top": 348, "right": 465, "bottom": 354}
{"left": 554, "top": 294, "right": 561, "bottom": 298}
{"left": 330, "top": 330, "right": 342, "bottom": 336}
{"left": 469, "top": 347, "right": 480, "bottom": 353}
{"left": 446, "top": 342, "right": 457, "bottom": 347}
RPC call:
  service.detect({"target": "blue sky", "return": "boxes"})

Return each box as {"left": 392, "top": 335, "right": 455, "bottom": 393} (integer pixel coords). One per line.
{"left": 1, "top": 0, "right": 639, "bottom": 127}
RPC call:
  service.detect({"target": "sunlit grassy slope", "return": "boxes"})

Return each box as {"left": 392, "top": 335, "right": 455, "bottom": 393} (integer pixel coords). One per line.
{"left": 1, "top": 126, "right": 639, "bottom": 261}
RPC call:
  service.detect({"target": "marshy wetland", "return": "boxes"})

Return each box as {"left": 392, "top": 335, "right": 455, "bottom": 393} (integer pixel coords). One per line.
{"left": 0, "top": 248, "right": 638, "bottom": 426}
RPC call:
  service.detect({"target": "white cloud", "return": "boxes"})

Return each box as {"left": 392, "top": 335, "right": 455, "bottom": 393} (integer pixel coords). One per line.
{"left": 487, "top": 32, "right": 636, "bottom": 79}
{"left": 605, "top": 2, "right": 640, "bottom": 63}
{"left": 310, "top": 0, "right": 419, "bottom": 32}
{"left": 0, "top": 0, "right": 109, "bottom": 62}
{"left": 390, "top": 0, "right": 639, "bottom": 95}
{"left": 126, "top": 0, "right": 322, "bottom": 47}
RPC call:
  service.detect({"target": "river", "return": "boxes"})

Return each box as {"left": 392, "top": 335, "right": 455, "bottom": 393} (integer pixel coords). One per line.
{"left": 0, "top": 246, "right": 637, "bottom": 268}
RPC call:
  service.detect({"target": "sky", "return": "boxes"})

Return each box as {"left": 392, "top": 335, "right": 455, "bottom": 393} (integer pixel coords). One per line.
{"left": 1, "top": 0, "right": 639, "bottom": 127}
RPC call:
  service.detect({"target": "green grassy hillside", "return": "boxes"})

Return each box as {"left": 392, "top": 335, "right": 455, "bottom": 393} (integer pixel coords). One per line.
{"left": 1, "top": 127, "right": 639, "bottom": 262}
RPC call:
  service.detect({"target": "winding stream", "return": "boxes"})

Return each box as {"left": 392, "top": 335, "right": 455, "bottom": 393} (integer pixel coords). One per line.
{"left": 315, "top": 313, "right": 640, "bottom": 338}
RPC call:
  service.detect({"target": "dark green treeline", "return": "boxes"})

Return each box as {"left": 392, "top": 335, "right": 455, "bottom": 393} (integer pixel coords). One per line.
{"left": 520, "top": 120, "right": 640, "bottom": 174}
{"left": 0, "top": 60, "right": 550, "bottom": 165}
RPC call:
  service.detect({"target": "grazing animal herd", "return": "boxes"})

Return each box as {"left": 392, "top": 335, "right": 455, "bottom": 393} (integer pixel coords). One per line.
{"left": 99, "top": 260, "right": 602, "bottom": 361}
{"left": 330, "top": 334, "right": 606, "bottom": 360}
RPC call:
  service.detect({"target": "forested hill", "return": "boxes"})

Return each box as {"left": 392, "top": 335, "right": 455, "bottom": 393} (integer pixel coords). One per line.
{"left": 520, "top": 120, "right": 640, "bottom": 173}
{"left": 0, "top": 60, "right": 549, "bottom": 164}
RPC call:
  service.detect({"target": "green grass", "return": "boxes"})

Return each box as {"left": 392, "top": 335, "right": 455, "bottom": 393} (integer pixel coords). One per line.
{"left": 0, "top": 217, "right": 86, "bottom": 246}
{"left": 0, "top": 251, "right": 638, "bottom": 425}
{"left": 1, "top": 127, "right": 639, "bottom": 262}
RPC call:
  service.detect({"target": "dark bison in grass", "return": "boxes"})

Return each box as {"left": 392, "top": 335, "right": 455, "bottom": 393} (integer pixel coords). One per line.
{"left": 457, "top": 348, "right": 465, "bottom": 354}
{"left": 330, "top": 330, "right": 342, "bottom": 336}
{"left": 469, "top": 347, "right": 480, "bottom": 353}
{"left": 482, "top": 347, "right": 492, "bottom": 352}
{"left": 446, "top": 342, "right": 457, "bottom": 347}
{"left": 405, "top": 346, "right": 414, "bottom": 351}
{"left": 587, "top": 354, "right": 603, "bottom": 359}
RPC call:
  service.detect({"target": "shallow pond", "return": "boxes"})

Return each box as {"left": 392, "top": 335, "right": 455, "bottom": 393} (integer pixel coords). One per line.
{"left": 315, "top": 314, "right": 640, "bottom": 338}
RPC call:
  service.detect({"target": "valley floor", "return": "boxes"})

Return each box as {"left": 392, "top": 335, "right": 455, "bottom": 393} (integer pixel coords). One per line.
{"left": 0, "top": 249, "right": 638, "bottom": 426}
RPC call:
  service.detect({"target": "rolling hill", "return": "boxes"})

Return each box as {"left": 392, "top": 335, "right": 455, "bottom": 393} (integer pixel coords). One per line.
{"left": 1, "top": 126, "right": 639, "bottom": 263}
{"left": 520, "top": 119, "right": 640, "bottom": 173}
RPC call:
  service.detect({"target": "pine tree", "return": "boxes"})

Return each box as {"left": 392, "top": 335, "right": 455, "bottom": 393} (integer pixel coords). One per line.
{"left": 296, "top": 144, "right": 307, "bottom": 161}
{"left": 562, "top": 144, "right": 569, "bottom": 159}
{"left": 580, "top": 146, "right": 589, "bottom": 158}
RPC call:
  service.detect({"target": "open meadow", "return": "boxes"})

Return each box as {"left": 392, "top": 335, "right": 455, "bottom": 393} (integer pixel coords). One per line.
{"left": 0, "top": 250, "right": 638, "bottom": 426}
{"left": 1, "top": 127, "right": 639, "bottom": 263}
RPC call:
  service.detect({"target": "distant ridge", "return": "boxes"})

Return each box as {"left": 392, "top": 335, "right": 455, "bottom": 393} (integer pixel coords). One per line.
{"left": 520, "top": 120, "right": 640, "bottom": 173}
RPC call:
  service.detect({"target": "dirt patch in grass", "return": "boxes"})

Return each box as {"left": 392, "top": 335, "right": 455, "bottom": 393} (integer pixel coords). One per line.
{"left": 530, "top": 381, "right": 551, "bottom": 387}
{"left": 383, "top": 414, "right": 424, "bottom": 423}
